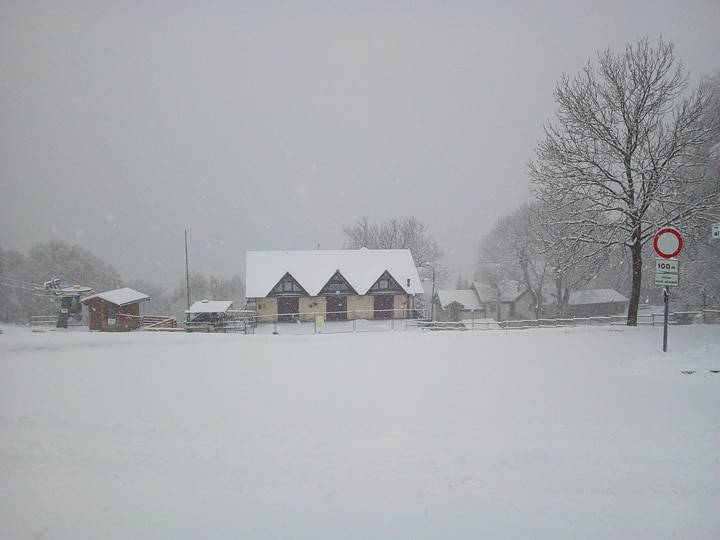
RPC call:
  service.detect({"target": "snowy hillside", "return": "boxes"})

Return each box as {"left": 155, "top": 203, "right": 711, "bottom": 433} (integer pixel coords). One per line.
{"left": 1, "top": 326, "right": 719, "bottom": 539}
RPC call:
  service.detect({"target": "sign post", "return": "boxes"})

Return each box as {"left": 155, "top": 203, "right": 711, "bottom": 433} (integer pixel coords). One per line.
{"left": 662, "top": 287, "right": 669, "bottom": 352}
{"left": 653, "top": 227, "right": 684, "bottom": 353}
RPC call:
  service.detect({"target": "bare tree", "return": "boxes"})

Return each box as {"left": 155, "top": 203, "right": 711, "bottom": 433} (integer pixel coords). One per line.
{"left": 530, "top": 38, "right": 720, "bottom": 325}
{"left": 533, "top": 201, "right": 618, "bottom": 317}
{"left": 477, "top": 203, "right": 547, "bottom": 318}
{"left": 674, "top": 74, "right": 720, "bottom": 310}
{"left": 343, "top": 217, "right": 443, "bottom": 269}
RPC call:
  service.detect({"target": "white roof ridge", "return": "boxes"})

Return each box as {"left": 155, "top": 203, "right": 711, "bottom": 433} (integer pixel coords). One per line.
{"left": 81, "top": 287, "right": 150, "bottom": 307}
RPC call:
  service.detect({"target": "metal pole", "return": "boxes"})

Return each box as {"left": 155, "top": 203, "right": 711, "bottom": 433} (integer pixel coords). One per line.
{"left": 426, "top": 264, "right": 435, "bottom": 321}
{"left": 663, "top": 286, "right": 669, "bottom": 353}
{"left": 431, "top": 266, "right": 435, "bottom": 321}
{"left": 184, "top": 229, "right": 191, "bottom": 320}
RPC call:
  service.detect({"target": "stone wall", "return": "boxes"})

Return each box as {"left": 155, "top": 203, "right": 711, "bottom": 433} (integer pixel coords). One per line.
{"left": 393, "top": 294, "right": 410, "bottom": 319}
{"left": 256, "top": 297, "right": 278, "bottom": 323}
{"left": 299, "top": 296, "right": 326, "bottom": 322}
{"left": 347, "top": 295, "right": 374, "bottom": 320}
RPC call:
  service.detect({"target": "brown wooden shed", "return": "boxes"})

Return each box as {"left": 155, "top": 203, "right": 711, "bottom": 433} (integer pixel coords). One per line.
{"left": 81, "top": 287, "right": 150, "bottom": 331}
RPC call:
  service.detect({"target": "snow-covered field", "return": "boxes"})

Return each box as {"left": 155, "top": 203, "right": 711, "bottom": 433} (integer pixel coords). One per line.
{"left": 1, "top": 325, "right": 719, "bottom": 539}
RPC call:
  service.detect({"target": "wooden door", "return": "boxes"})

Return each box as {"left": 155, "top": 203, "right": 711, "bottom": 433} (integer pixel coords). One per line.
{"left": 277, "top": 297, "right": 299, "bottom": 322}
{"left": 373, "top": 295, "right": 394, "bottom": 319}
{"left": 326, "top": 296, "right": 347, "bottom": 321}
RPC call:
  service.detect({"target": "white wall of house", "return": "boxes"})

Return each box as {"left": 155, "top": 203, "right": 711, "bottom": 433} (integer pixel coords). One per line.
{"left": 512, "top": 290, "right": 537, "bottom": 320}
{"left": 484, "top": 301, "right": 512, "bottom": 321}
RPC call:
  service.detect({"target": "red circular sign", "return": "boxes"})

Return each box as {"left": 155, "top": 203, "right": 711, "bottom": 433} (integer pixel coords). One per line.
{"left": 653, "top": 227, "right": 684, "bottom": 259}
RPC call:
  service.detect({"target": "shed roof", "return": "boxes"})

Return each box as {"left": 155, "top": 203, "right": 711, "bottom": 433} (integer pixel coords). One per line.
{"left": 245, "top": 248, "right": 424, "bottom": 298}
{"left": 81, "top": 287, "right": 149, "bottom": 307}
{"left": 186, "top": 300, "right": 234, "bottom": 314}
{"left": 473, "top": 280, "right": 527, "bottom": 303}
{"left": 435, "top": 289, "right": 482, "bottom": 310}
{"left": 568, "top": 289, "right": 628, "bottom": 305}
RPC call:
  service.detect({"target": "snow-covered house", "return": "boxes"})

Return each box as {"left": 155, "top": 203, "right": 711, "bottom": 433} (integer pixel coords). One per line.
{"left": 433, "top": 280, "right": 535, "bottom": 322}
{"left": 549, "top": 288, "right": 629, "bottom": 318}
{"left": 432, "top": 289, "right": 485, "bottom": 322}
{"left": 81, "top": 287, "right": 150, "bottom": 331}
{"left": 472, "top": 280, "right": 536, "bottom": 321}
{"left": 245, "top": 248, "right": 423, "bottom": 322}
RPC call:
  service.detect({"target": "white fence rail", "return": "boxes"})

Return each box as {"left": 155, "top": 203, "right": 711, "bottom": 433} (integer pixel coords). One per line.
{"left": 253, "top": 307, "right": 427, "bottom": 335}
{"left": 420, "top": 309, "right": 720, "bottom": 332}
{"left": 28, "top": 315, "right": 57, "bottom": 327}
{"left": 198, "top": 307, "right": 719, "bottom": 335}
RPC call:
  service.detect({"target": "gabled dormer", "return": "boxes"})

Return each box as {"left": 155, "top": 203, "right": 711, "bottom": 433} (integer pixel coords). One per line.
{"left": 269, "top": 272, "right": 308, "bottom": 297}
{"left": 319, "top": 271, "right": 357, "bottom": 296}
{"left": 368, "top": 270, "right": 404, "bottom": 294}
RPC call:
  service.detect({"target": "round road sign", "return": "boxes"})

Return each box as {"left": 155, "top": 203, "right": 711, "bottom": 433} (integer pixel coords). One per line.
{"left": 653, "top": 227, "right": 684, "bottom": 259}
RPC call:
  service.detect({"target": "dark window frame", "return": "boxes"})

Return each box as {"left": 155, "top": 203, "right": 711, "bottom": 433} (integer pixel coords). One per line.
{"left": 319, "top": 271, "right": 357, "bottom": 296}
{"left": 369, "top": 271, "right": 403, "bottom": 294}
{"left": 269, "top": 273, "right": 308, "bottom": 297}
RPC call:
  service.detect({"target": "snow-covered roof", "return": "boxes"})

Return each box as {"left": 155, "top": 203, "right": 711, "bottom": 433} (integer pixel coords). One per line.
{"left": 568, "top": 289, "right": 628, "bottom": 305}
{"left": 186, "top": 300, "right": 234, "bottom": 314}
{"left": 245, "top": 248, "right": 424, "bottom": 298}
{"left": 81, "top": 287, "right": 150, "bottom": 307}
{"left": 473, "top": 280, "right": 527, "bottom": 303}
{"left": 435, "top": 289, "right": 482, "bottom": 310}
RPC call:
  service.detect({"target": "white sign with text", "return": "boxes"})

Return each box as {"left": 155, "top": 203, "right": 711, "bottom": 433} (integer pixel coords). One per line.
{"left": 655, "top": 258, "right": 679, "bottom": 274}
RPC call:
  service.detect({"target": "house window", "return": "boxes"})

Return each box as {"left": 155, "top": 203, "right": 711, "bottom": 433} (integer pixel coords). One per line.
{"left": 369, "top": 271, "right": 402, "bottom": 293}
{"left": 319, "top": 272, "right": 355, "bottom": 295}
{"left": 271, "top": 273, "right": 306, "bottom": 296}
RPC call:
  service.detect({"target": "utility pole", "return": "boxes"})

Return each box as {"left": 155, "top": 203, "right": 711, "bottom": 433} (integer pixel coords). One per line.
{"left": 422, "top": 263, "right": 436, "bottom": 321}
{"left": 185, "top": 229, "right": 191, "bottom": 320}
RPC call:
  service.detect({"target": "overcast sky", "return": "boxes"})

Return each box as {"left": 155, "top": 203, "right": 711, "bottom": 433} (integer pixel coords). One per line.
{"left": 1, "top": 0, "right": 719, "bottom": 286}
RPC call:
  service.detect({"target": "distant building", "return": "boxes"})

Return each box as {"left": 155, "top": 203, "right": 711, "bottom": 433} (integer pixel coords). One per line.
{"left": 81, "top": 287, "right": 150, "bottom": 331}
{"left": 550, "top": 288, "right": 629, "bottom": 318}
{"left": 433, "top": 280, "right": 535, "bottom": 322}
{"left": 186, "top": 300, "right": 234, "bottom": 323}
{"left": 245, "top": 248, "right": 423, "bottom": 322}
{"left": 432, "top": 289, "right": 484, "bottom": 322}
{"left": 472, "top": 280, "right": 536, "bottom": 321}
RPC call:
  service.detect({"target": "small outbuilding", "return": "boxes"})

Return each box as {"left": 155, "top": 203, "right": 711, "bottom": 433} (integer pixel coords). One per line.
{"left": 81, "top": 287, "right": 150, "bottom": 331}
{"left": 185, "top": 300, "right": 234, "bottom": 331}
{"left": 433, "top": 289, "right": 485, "bottom": 322}
{"left": 561, "top": 289, "right": 629, "bottom": 318}
{"left": 473, "top": 280, "right": 536, "bottom": 321}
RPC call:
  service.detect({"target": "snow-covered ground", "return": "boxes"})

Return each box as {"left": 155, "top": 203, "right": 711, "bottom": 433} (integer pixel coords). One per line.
{"left": 1, "top": 325, "right": 719, "bottom": 539}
